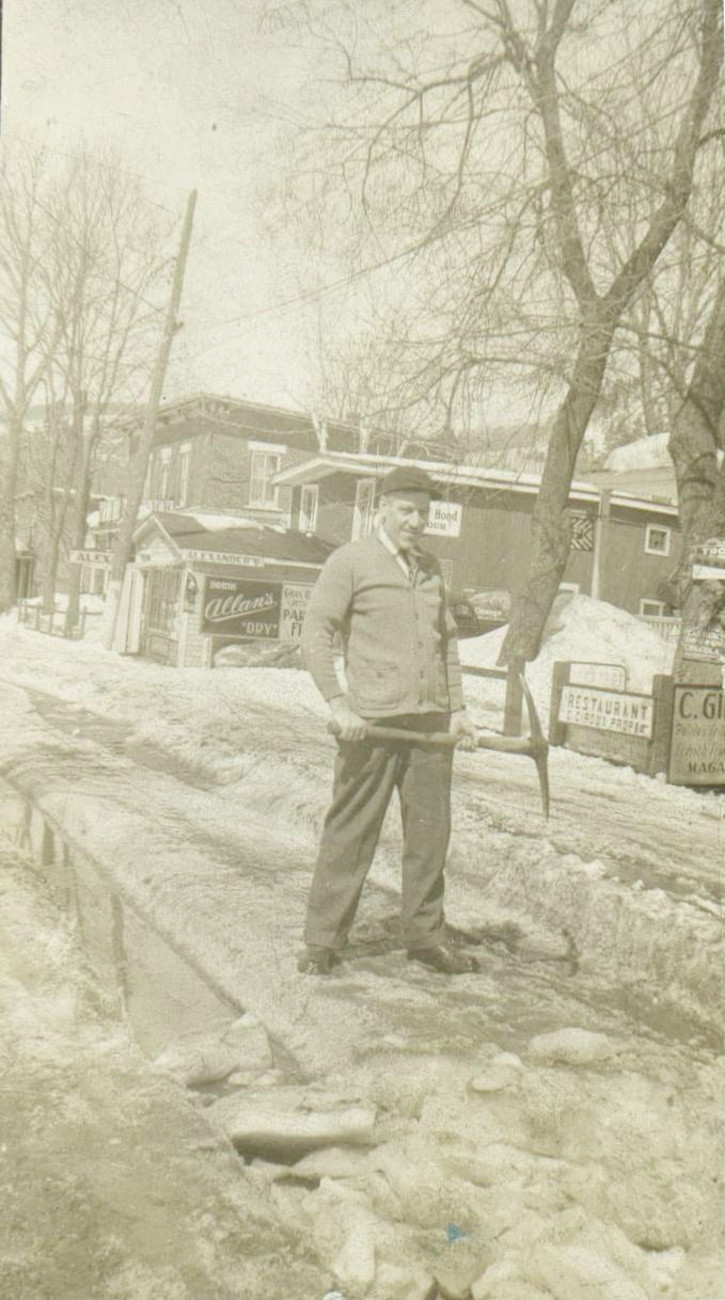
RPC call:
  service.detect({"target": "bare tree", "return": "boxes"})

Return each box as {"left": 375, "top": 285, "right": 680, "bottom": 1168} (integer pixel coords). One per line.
{"left": 0, "top": 146, "right": 58, "bottom": 611}
{"left": 290, "top": 0, "right": 722, "bottom": 662}
{"left": 37, "top": 153, "right": 173, "bottom": 633}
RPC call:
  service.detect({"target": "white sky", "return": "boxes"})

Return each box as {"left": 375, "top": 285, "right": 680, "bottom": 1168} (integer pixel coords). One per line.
{"left": 2, "top": 0, "right": 349, "bottom": 412}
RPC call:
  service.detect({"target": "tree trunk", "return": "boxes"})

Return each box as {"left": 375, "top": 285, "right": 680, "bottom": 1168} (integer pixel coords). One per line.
{"left": 501, "top": 316, "right": 614, "bottom": 663}
{"left": 669, "top": 277, "right": 725, "bottom": 567}
{"left": 668, "top": 278, "right": 725, "bottom": 678}
{"left": 64, "top": 447, "right": 95, "bottom": 636}
{"left": 0, "top": 413, "right": 22, "bottom": 612}
{"left": 104, "top": 189, "right": 196, "bottom": 650}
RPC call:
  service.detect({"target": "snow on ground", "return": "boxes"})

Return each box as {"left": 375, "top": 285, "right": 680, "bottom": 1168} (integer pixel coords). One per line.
{"left": 0, "top": 836, "right": 328, "bottom": 1300}
{"left": 460, "top": 593, "right": 675, "bottom": 717}
{"left": 0, "top": 612, "right": 722, "bottom": 1299}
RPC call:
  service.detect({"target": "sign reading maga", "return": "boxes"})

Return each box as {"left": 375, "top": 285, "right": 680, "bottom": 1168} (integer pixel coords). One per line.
{"left": 202, "top": 576, "right": 313, "bottom": 639}
{"left": 558, "top": 684, "right": 654, "bottom": 738}
{"left": 669, "top": 685, "right": 725, "bottom": 785}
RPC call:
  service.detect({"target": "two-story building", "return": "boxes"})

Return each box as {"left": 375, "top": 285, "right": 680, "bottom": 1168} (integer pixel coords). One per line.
{"left": 275, "top": 449, "right": 681, "bottom": 620}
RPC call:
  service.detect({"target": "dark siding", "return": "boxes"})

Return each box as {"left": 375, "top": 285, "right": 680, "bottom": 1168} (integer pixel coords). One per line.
{"left": 600, "top": 508, "right": 681, "bottom": 613}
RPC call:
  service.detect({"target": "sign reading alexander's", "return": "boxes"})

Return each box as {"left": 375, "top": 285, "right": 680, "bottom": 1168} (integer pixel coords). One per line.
{"left": 202, "top": 577, "right": 313, "bottom": 640}
{"left": 558, "top": 685, "right": 654, "bottom": 738}
{"left": 669, "top": 686, "right": 725, "bottom": 786}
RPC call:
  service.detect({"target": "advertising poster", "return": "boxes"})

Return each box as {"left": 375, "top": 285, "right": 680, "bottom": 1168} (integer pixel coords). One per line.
{"left": 202, "top": 577, "right": 282, "bottom": 639}
{"left": 669, "top": 686, "right": 725, "bottom": 786}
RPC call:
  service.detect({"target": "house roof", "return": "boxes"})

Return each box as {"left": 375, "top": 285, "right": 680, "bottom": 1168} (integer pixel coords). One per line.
{"left": 121, "top": 393, "right": 361, "bottom": 455}
{"left": 133, "top": 509, "right": 333, "bottom": 567}
{"left": 274, "top": 451, "right": 679, "bottom": 516}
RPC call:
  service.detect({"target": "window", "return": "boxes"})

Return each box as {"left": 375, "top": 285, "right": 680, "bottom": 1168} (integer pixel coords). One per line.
{"left": 159, "top": 447, "right": 172, "bottom": 501}
{"left": 299, "top": 483, "right": 319, "bottom": 533}
{"left": 639, "top": 598, "right": 666, "bottom": 618}
{"left": 146, "top": 568, "right": 180, "bottom": 634}
{"left": 249, "top": 449, "right": 283, "bottom": 507}
{"left": 645, "top": 525, "right": 671, "bottom": 557}
{"left": 352, "top": 478, "right": 376, "bottom": 539}
{"left": 178, "top": 443, "right": 191, "bottom": 507}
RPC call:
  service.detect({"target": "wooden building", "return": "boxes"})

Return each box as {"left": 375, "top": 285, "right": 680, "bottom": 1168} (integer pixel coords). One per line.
{"left": 114, "top": 509, "right": 332, "bottom": 668}
{"left": 275, "top": 452, "right": 681, "bottom": 619}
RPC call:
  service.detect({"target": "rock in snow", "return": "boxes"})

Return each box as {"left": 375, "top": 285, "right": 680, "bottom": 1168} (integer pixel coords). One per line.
{"left": 153, "top": 1013, "right": 273, "bottom": 1087}
{"left": 527, "top": 1028, "right": 616, "bottom": 1067}
{"left": 207, "top": 1088, "right": 377, "bottom": 1155}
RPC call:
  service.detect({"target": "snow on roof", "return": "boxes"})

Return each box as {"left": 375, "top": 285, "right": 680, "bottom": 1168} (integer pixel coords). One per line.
{"left": 460, "top": 593, "right": 674, "bottom": 718}
{"left": 137, "top": 509, "right": 333, "bottom": 566}
{"left": 603, "top": 435, "right": 672, "bottom": 473}
{"left": 183, "top": 511, "right": 264, "bottom": 532}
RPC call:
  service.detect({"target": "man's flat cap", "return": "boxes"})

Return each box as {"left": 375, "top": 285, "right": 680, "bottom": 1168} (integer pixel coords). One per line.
{"left": 378, "top": 466, "right": 441, "bottom": 499}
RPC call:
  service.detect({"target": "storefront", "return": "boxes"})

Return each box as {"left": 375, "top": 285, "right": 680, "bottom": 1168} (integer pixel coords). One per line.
{"left": 114, "top": 510, "right": 331, "bottom": 667}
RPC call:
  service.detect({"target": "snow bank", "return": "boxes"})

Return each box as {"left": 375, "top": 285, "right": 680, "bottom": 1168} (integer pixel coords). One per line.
{"left": 604, "top": 433, "right": 671, "bottom": 472}
{"left": 460, "top": 594, "right": 674, "bottom": 717}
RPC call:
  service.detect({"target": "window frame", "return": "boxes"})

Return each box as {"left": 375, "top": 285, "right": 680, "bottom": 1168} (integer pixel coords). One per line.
{"left": 639, "top": 598, "right": 666, "bottom": 618}
{"left": 644, "top": 524, "right": 671, "bottom": 557}
{"left": 352, "top": 477, "right": 376, "bottom": 539}
{"left": 299, "top": 483, "right": 319, "bottom": 533}
{"left": 158, "top": 446, "right": 172, "bottom": 501}
{"left": 248, "top": 446, "right": 284, "bottom": 508}
{"left": 178, "top": 442, "right": 191, "bottom": 507}
{"left": 145, "top": 568, "right": 181, "bottom": 634}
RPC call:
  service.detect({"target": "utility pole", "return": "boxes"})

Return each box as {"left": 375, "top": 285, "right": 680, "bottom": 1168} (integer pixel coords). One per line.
{"left": 104, "top": 189, "right": 197, "bottom": 651}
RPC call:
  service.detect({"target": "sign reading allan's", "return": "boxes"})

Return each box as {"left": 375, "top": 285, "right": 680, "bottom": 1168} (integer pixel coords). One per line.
{"left": 669, "top": 685, "right": 725, "bottom": 786}
{"left": 202, "top": 576, "right": 312, "bottom": 640}
{"left": 558, "top": 684, "right": 654, "bottom": 738}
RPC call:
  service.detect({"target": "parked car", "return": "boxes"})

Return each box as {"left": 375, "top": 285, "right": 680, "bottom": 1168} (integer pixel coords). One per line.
{"left": 449, "top": 589, "right": 510, "bottom": 639}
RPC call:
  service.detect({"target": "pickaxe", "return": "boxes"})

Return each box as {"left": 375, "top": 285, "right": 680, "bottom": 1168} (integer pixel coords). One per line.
{"left": 329, "top": 676, "right": 550, "bottom": 819}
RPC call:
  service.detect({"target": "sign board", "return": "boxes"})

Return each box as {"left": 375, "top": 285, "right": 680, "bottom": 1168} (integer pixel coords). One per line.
{"left": 682, "top": 622, "right": 725, "bottom": 664}
{"left": 279, "top": 582, "right": 313, "bottom": 640}
{"left": 558, "top": 685, "right": 654, "bottom": 738}
{"left": 185, "top": 550, "right": 266, "bottom": 567}
{"left": 425, "top": 501, "right": 462, "bottom": 538}
{"left": 669, "top": 685, "right": 725, "bottom": 785}
{"left": 568, "top": 662, "right": 627, "bottom": 690}
{"left": 70, "top": 550, "right": 111, "bottom": 567}
{"left": 202, "top": 576, "right": 313, "bottom": 640}
{"left": 692, "top": 564, "right": 725, "bottom": 581}
{"left": 692, "top": 537, "right": 725, "bottom": 565}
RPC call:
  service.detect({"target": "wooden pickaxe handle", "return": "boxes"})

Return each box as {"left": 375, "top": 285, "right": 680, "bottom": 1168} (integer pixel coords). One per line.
{"left": 326, "top": 677, "right": 550, "bottom": 819}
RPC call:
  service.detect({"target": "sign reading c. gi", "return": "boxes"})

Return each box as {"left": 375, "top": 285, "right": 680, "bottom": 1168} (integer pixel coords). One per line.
{"left": 669, "top": 685, "right": 725, "bottom": 786}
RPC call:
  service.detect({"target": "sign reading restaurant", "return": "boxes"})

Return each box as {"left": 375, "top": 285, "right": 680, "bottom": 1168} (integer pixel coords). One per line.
{"left": 202, "top": 576, "right": 313, "bottom": 640}
{"left": 558, "top": 684, "right": 654, "bottom": 738}
{"left": 668, "top": 685, "right": 725, "bottom": 786}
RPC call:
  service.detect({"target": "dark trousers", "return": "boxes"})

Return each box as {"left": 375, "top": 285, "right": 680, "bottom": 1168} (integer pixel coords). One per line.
{"left": 304, "top": 713, "right": 453, "bottom": 951}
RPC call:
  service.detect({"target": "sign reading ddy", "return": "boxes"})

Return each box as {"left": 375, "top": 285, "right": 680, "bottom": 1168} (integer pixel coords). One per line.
{"left": 669, "top": 685, "right": 725, "bottom": 786}
{"left": 558, "top": 685, "right": 654, "bottom": 738}
{"left": 202, "top": 576, "right": 313, "bottom": 640}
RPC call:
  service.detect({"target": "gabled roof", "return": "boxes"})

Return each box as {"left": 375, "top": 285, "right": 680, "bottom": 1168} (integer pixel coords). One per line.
{"left": 133, "top": 509, "right": 333, "bottom": 566}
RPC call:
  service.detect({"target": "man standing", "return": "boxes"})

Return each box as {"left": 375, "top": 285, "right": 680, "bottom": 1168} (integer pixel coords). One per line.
{"left": 299, "top": 466, "right": 480, "bottom": 976}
